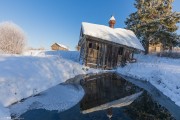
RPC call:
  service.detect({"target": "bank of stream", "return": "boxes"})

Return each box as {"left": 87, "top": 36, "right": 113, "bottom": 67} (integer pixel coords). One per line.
{"left": 11, "top": 72, "right": 180, "bottom": 120}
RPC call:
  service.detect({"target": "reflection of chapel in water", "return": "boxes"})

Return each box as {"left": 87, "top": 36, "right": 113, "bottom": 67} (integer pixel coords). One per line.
{"left": 18, "top": 73, "right": 176, "bottom": 120}
{"left": 80, "top": 73, "right": 142, "bottom": 118}
{"left": 80, "top": 73, "right": 174, "bottom": 120}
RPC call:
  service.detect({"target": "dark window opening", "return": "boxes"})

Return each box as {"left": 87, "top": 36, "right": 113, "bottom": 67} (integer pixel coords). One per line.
{"left": 89, "top": 43, "right": 92, "bottom": 48}
{"left": 118, "top": 47, "right": 124, "bottom": 55}
{"left": 97, "top": 45, "right": 99, "bottom": 50}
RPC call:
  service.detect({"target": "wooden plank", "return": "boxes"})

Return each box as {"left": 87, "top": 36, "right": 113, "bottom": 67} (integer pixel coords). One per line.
{"left": 96, "top": 43, "right": 100, "bottom": 68}
{"left": 98, "top": 43, "right": 103, "bottom": 68}
{"left": 103, "top": 43, "right": 107, "bottom": 69}
{"left": 85, "top": 40, "right": 89, "bottom": 66}
{"left": 79, "top": 43, "right": 83, "bottom": 62}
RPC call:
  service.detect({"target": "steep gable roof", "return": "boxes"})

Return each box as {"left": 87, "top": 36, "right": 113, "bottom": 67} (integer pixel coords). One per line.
{"left": 81, "top": 22, "right": 144, "bottom": 51}
{"left": 52, "top": 43, "right": 69, "bottom": 50}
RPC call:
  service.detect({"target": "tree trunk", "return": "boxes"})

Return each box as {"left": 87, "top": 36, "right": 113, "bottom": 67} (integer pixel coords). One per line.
{"left": 169, "top": 41, "right": 173, "bottom": 51}
{"left": 145, "top": 40, "right": 149, "bottom": 54}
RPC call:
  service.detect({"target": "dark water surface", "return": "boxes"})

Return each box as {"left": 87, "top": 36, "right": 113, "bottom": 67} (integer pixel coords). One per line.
{"left": 19, "top": 73, "right": 179, "bottom": 120}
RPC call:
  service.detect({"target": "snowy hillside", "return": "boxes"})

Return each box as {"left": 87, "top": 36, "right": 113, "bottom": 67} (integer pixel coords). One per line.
{"left": 45, "top": 50, "right": 80, "bottom": 62}
{"left": 0, "top": 51, "right": 100, "bottom": 119}
{"left": 0, "top": 50, "right": 180, "bottom": 119}
{"left": 117, "top": 54, "right": 180, "bottom": 107}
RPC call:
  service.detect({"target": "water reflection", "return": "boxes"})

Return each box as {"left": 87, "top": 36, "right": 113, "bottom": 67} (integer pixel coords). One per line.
{"left": 19, "top": 73, "right": 175, "bottom": 120}
{"left": 79, "top": 73, "right": 174, "bottom": 120}
{"left": 80, "top": 73, "right": 143, "bottom": 114}
{"left": 125, "top": 92, "right": 174, "bottom": 120}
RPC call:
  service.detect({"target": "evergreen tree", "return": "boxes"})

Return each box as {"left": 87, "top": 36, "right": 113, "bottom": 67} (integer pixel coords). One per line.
{"left": 125, "top": 0, "right": 180, "bottom": 54}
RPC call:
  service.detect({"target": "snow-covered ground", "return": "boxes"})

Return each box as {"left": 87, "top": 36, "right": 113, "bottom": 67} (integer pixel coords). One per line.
{"left": 10, "top": 84, "right": 84, "bottom": 118}
{"left": 23, "top": 49, "right": 44, "bottom": 56}
{"left": 0, "top": 50, "right": 100, "bottom": 119}
{"left": 0, "top": 50, "right": 180, "bottom": 119}
{"left": 45, "top": 50, "right": 80, "bottom": 62}
{"left": 117, "top": 54, "right": 180, "bottom": 107}
{"left": 0, "top": 103, "right": 11, "bottom": 120}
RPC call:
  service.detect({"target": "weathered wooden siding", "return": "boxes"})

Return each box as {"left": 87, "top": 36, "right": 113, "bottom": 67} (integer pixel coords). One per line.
{"left": 79, "top": 36, "right": 134, "bottom": 69}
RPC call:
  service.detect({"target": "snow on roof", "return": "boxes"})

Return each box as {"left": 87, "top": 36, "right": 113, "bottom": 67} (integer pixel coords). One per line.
{"left": 81, "top": 22, "right": 144, "bottom": 51}
{"left": 55, "top": 43, "right": 69, "bottom": 50}
{"left": 109, "top": 16, "right": 115, "bottom": 21}
{"left": 82, "top": 91, "right": 142, "bottom": 114}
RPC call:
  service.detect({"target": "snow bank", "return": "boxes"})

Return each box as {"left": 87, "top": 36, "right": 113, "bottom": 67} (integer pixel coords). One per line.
{"left": 0, "top": 51, "right": 100, "bottom": 119}
{"left": 0, "top": 103, "right": 11, "bottom": 120}
{"left": 45, "top": 50, "right": 80, "bottom": 62}
{"left": 23, "top": 50, "right": 44, "bottom": 56}
{"left": 117, "top": 54, "right": 180, "bottom": 106}
{"left": 10, "top": 84, "right": 84, "bottom": 117}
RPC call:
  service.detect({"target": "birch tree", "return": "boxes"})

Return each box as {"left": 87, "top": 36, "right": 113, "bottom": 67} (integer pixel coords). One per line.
{"left": 0, "top": 22, "right": 26, "bottom": 54}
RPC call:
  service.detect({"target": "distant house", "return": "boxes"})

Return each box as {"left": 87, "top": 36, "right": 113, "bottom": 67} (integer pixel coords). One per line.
{"left": 149, "top": 43, "right": 163, "bottom": 53}
{"left": 78, "top": 16, "right": 144, "bottom": 69}
{"left": 51, "top": 43, "right": 69, "bottom": 51}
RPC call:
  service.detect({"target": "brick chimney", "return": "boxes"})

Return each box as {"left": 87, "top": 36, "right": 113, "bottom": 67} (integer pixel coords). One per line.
{"left": 109, "top": 16, "right": 116, "bottom": 28}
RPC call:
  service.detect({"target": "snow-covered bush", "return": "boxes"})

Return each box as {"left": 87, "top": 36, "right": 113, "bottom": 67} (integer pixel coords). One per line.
{"left": 0, "top": 22, "right": 26, "bottom": 54}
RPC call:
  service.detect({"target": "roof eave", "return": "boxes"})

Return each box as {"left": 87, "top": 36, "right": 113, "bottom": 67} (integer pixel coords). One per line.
{"left": 83, "top": 34, "right": 144, "bottom": 51}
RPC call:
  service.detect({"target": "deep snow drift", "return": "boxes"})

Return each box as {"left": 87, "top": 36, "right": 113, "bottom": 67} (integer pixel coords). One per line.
{"left": 117, "top": 54, "right": 180, "bottom": 106}
{"left": 0, "top": 51, "right": 100, "bottom": 119}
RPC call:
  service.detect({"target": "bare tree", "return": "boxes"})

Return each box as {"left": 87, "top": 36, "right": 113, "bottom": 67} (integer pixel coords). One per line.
{"left": 0, "top": 21, "right": 26, "bottom": 54}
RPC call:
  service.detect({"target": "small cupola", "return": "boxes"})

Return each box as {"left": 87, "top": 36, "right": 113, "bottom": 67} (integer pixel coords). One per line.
{"left": 109, "top": 16, "right": 116, "bottom": 28}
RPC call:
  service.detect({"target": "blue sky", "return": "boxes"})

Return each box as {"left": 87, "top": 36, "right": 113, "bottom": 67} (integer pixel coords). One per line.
{"left": 0, "top": 0, "right": 179, "bottom": 50}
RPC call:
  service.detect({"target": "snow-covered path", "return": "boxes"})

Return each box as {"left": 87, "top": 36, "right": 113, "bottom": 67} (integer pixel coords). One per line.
{"left": 117, "top": 54, "right": 180, "bottom": 107}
